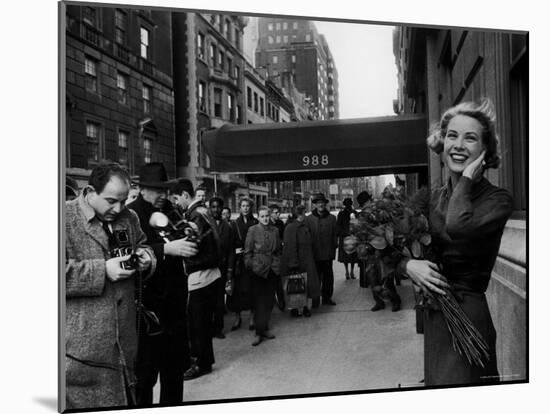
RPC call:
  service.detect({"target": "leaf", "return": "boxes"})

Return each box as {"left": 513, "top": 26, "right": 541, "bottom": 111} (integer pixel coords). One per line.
{"left": 419, "top": 233, "right": 432, "bottom": 246}
{"left": 402, "top": 246, "right": 412, "bottom": 258}
{"left": 369, "top": 236, "right": 388, "bottom": 250}
{"left": 411, "top": 240, "right": 422, "bottom": 258}
{"left": 385, "top": 226, "right": 394, "bottom": 246}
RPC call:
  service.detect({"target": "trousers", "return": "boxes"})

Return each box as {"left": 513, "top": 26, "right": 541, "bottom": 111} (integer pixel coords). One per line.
{"left": 252, "top": 271, "right": 277, "bottom": 334}
{"left": 315, "top": 260, "right": 334, "bottom": 301}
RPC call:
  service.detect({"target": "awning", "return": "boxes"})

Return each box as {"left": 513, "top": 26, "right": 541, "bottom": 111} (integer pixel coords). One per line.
{"left": 202, "top": 114, "right": 428, "bottom": 181}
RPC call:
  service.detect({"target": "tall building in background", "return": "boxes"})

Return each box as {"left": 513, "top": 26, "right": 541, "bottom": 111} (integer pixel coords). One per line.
{"left": 255, "top": 17, "right": 339, "bottom": 120}
{"left": 65, "top": 5, "right": 175, "bottom": 186}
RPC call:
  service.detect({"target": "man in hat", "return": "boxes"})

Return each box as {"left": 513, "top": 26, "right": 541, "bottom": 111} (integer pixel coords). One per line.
{"left": 305, "top": 193, "right": 338, "bottom": 306}
{"left": 127, "top": 163, "right": 198, "bottom": 406}
{"left": 65, "top": 162, "right": 156, "bottom": 410}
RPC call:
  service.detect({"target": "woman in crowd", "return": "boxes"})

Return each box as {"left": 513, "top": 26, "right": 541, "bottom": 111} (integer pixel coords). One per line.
{"left": 244, "top": 206, "right": 282, "bottom": 346}
{"left": 400, "top": 99, "right": 513, "bottom": 386}
{"left": 281, "top": 205, "right": 321, "bottom": 317}
{"left": 336, "top": 198, "right": 358, "bottom": 279}
{"left": 227, "top": 198, "right": 258, "bottom": 331}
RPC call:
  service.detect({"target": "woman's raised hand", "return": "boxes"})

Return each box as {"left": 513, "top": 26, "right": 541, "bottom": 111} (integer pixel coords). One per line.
{"left": 405, "top": 259, "right": 450, "bottom": 296}
{"left": 462, "top": 150, "right": 486, "bottom": 182}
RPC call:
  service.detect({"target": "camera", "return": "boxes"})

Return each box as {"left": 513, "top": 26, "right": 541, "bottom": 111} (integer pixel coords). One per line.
{"left": 149, "top": 211, "right": 209, "bottom": 244}
{"left": 110, "top": 229, "right": 139, "bottom": 270}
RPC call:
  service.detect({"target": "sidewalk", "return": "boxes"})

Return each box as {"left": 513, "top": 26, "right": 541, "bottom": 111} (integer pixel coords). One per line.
{"left": 170, "top": 264, "right": 423, "bottom": 403}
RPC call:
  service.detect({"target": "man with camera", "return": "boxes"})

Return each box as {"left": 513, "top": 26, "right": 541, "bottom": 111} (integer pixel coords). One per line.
{"left": 65, "top": 162, "right": 156, "bottom": 410}
{"left": 127, "top": 163, "right": 198, "bottom": 406}
{"left": 171, "top": 179, "right": 221, "bottom": 380}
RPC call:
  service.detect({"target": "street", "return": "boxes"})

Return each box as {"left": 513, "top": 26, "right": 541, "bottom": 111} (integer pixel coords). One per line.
{"left": 153, "top": 264, "right": 423, "bottom": 403}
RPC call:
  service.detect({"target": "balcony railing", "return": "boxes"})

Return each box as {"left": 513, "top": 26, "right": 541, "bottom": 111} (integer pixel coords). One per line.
{"left": 139, "top": 57, "right": 154, "bottom": 76}
{"left": 114, "top": 43, "right": 130, "bottom": 63}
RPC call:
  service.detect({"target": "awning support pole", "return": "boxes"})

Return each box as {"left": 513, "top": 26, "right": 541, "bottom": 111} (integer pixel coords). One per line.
{"left": 214, "top": 174, "right": 218, "bottom": 196}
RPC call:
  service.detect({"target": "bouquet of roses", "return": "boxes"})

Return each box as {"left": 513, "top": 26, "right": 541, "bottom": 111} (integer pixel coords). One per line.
{"left": 347, "top": 186, "right": 490, "bottom": 368}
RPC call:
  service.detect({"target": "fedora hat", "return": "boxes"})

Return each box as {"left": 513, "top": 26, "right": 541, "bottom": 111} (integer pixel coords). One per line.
{"left": 311, "top": 192, "right": 329, "bottom": 203}
{"left": 133, "top": 162, "right": 172, "bottom": 188}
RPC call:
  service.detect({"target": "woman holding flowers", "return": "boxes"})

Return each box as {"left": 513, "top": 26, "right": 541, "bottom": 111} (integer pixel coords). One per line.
{"left": 401, "top": 99, "right": 513, "bottom": 386}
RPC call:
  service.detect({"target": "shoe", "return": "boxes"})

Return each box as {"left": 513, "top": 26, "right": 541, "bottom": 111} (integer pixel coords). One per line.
{"left": 350, "top": 272, "right": 356, "bottom": 279}
{"left": 249, "top": 322, "right": 255, "bottom": 331}
{"left": 290, "top": 308, "right": 301, "bottom": 317}
{"left": 214, "top": 331, "right": 226, "bottom": 339}
{"left": 303, "top": 307, "right": 312, "bottom": 317}
{"left": 262, "top": 331, "right": 275, "bottom": 339}
{"left": 322, "top": 299, "right": 336, "bottom": 306}
{"left": 345, "top": 272, "right": 350, "bottom": 280}
{"left": 183, "top": 364, "right": 211, "bottom": 381}
{"left": 391, "top": 302, "right": 401, "bottom": 312}
{"left": 371, "top": 302, "right": 385, "bottom": 312}
{"left": 231, "top": 317, "right": 242, "bottom": 331}
{"left": 252, "top": 335, "right": 263, "bottom": 346}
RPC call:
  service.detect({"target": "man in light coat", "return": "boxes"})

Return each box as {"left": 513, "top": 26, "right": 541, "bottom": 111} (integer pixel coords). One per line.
{"left": 64, "top": 162, "right": 156, "bottom": 410}
{"left": 305, "top": 193, "right": 338, "bottom": 306}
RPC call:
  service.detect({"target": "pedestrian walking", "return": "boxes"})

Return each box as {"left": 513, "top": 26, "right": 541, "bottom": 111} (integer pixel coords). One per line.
{"left": 227, "top": 198, "right": 258, "bottom": 331}
{"left": 305, "top": 193, "right": 338, "bottom": 307}
{"left": 269, "top": 203, "right": 286, "bottom": 311}
{"left": 336, "top": 198, "right": 358, "bottom": 279}
{"left": 280, "top": 205, "right": 321, "bottom": 317}
{"left": 244, "top": 206, "right": 282, "bottom": 346}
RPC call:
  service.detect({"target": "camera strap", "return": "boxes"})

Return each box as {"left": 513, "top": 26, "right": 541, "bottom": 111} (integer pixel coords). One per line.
{"left": 101, "top": 221, "right": 117, "bottom": 251}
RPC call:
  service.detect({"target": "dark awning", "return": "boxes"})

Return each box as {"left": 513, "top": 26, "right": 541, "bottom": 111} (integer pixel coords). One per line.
{"left": 202, "top": 114, "right": 428, "bottom": 181}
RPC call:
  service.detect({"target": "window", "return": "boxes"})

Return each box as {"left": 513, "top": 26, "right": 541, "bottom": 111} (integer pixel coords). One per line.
{"left": 197, "top": 32, "right": 205, "bottom": 59}
{"left": 305, "top": 34, "right": 311, "bottom": 42}
{"left": 143, "top": 137, "right": 152, "bottom": 163}
{"left": 116, "top": 72, "right": 128, "bottom": 104}
{"left": 293, "top": 22, "right": 298, "bottom": 29}
{"left": 83, "top": 6, "right": 97, "bottom": 27}
{"left": 198, "top": 81, "right": 206, "bottom": 112}
{"left": 253, "top": 92, "right": 258, "bottom": 113}
{"left": 210, "top": 43, "right": 216, "bottom": 66}
{"left": 260, "top": 97, "right": 264, "bottom": 116}
{"left": 140, "top": 27, "right": 150, "bottom": 59}
{"left": 86, "top": 121, "right": 101, "bottom": 165}
{"left": 268, "top": 36, "right": 274, "bottom": 44}
{"left": 114, "top": 9, "right": 127, "bottom": 45}
{"left": 247, "top": 87, "right": 252, "bottom": 108}
{"left": 218, "top": 50, "right": 224, "bottom": 70}
{"left": 118, "top": 130, "right": 129, "bottom": 166}
{"left": 276, "top": 35, "right": 281, "bottom": 43}
{"left": 283, "top": 35, "right": 288, "bottom": 43}
{"left": 84, "top": 56, "right": 98, "bottom": 93}
{"left": 224, "top": 19, "right": 230, "bottom": 39}
{"left": 228, "top": 93, "right": 235, "bottom": 121}
{"left": 272, "top": 55, "right": 278, "bottom": 64}
{"left": 233, "top": 65, "right": 240, "bottom": 80}
{"left": 283, "top": 22, "right": 288, "bottom": 30}
{"left": 227, "top": 57, "right": 232, "bottom": 74}
{"left": 268, "top": 23, "right": 273, "bottom": 31}
{"left": 237, "top": 105, "right": 242, "bottom": 123}
{"left": 276, "top": 22, "right": 281, "bottom": 30}
{"left": 214, "top": 88, "right": 222, "bottom": 117}
{"left": 291, "top": 55, "right": 296, "bottom": 63}
{"left": 142, "top": 84, "right": 151, "bottom": 114}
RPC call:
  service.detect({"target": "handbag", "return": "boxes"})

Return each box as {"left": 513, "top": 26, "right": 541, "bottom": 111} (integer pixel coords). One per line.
{"left": 286, "top": 273, "right": 306, "bottom": 294}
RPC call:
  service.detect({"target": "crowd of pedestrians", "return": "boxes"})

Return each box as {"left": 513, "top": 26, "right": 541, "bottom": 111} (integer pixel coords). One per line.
{"left": 64, "top": 161, "right": 401, "bottom": 410}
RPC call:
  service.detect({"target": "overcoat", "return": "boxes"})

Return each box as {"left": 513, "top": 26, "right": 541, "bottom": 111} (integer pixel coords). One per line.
{"left": 280, "top": 220, "right": 321, "bottom": 299}
{"left": 304, "top": 209, "right": 337, "bottom": 261}
{"left": 244, "top": 223, "right": 281, "bottom": 278}
{"left": 65, "top": 195, "right": 156, "bottom": 409}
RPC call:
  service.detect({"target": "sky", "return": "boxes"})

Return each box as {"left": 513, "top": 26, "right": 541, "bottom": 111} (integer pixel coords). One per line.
{"left": 314, "top": 21, "right": 398, "bottom": 119}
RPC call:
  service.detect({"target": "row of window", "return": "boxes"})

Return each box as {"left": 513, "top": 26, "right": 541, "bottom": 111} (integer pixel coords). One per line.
{"left": 84, "top": 56, "right": 152, "bottom": 113}
{"left": 270, "top": 54, "right": 297, "bottom": 65}
{"left": 198, "top": 81, "right": 242, "bottom": 122}
{"left": 207, "top": 14, "right": 241, "bottom": 48}
{"left": 267, "top": 34, "right": 311, "bottom": 44}
{"left": 197, "top": 33, "right": 241, "bottom": 80}
{"left": 245, "top": 86, "right": 281, "bottom": 121}
{"left": 82, "top": 7, "right": 151, "bottom": 60}
{"left": 267, "top": 21, "right": 299, "bottom": 31}
{"left": 86, "top": 121, "right": 154, "bottom": 167}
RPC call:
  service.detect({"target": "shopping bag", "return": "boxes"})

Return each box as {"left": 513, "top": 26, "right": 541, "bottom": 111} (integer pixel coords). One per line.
{"left": 282, "top": 272, "right": 307, "bottom": 310}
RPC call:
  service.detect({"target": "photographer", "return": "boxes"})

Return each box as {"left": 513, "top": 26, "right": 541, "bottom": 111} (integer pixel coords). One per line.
{"left": 65, "top": 162, "right": 155, "bottom": 410}
{"left": 127, "top": 163, "right": 198, "bottom": 406}
{"left": 171, "top": 179, "right": 222, "bottom": 380}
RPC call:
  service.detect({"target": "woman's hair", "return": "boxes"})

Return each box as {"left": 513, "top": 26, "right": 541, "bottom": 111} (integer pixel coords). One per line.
{"left": 427, "top": 98, "right": 501, "bottom": 169}
{"left": 257, "top": 205, "right": 270, "bottom": 215}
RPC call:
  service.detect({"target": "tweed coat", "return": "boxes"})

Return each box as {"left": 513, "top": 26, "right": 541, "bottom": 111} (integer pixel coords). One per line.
{"left": 65, "top": 195, "right": 156, "bottom": 410}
